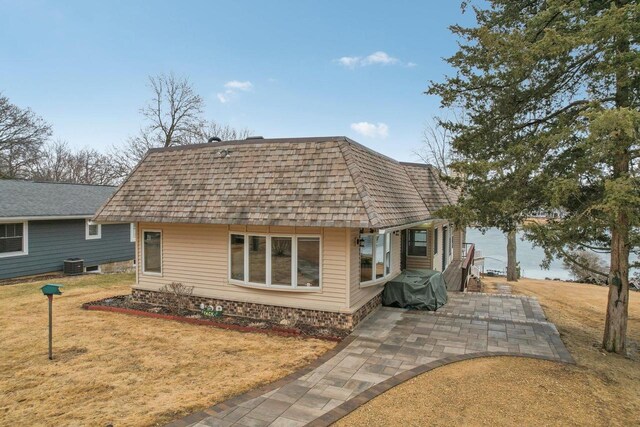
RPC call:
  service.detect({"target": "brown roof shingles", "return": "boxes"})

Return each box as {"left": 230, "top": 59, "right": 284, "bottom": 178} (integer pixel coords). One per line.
{"left": 401, "top": 162, "right": 460, "bottom": 213}
{"left": 95, "top": 137, "right": 454, "bottom": 228}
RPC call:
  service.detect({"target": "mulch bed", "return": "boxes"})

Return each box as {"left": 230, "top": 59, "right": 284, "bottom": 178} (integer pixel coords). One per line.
{"left": 82, "top": 295, "right": 349, "bottom": 342}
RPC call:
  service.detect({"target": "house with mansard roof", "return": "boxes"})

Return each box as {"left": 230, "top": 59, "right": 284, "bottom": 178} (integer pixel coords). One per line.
{"left": 94, "top": 136, "right": 465, "bottom": 329}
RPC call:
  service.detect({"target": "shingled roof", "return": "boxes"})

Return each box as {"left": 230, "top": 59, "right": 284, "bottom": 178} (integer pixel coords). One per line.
{"left": 0, "top": 180, "right": 117, "bottom": 219}
{"left": 94, "top": 137, "right": 455, "bottom": 228}
{"left": 400, "top": 162, "right": 460, "bottom": 213}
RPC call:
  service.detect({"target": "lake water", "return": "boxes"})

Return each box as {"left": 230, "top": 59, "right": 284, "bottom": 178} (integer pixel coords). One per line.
{"left": 466, "top": 228, "right": 638, "bottom": 281}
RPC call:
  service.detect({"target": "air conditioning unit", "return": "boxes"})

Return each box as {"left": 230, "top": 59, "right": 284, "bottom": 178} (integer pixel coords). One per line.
{"left": 63, "top": 258, "right": 84, "bottom": 275}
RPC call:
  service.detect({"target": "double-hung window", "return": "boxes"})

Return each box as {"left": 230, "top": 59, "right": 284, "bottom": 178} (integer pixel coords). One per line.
{"left": 360, "top": 231, "right": 393, "bottom": 285}
{"left": 0, "top": 222, "right": 27, "bottom": 257}
{"left": 407, "top": 229, "right": 428, "bottom": 257}
{"left": 229, "top": 233, "right": 321, "bottom": 289}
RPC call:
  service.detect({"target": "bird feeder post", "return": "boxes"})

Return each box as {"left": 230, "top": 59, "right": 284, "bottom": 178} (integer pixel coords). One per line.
{"left": 40, "top": 284, "right": 63, "bottom": 360}
{"left": 47, "top": 294, "right": 53, "bottom": 360}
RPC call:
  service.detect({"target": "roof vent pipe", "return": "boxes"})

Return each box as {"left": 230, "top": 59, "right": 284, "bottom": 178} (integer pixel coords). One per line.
{"left": 208, "top": 136, "right": 222, "bottom": 143}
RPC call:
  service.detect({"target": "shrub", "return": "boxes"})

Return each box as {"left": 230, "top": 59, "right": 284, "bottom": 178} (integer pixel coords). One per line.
{"left": 158, "top": 282, "right": 194, "bottom": 314}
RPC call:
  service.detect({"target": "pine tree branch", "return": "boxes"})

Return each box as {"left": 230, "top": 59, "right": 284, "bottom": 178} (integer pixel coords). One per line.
{"left": 513, "top": 97, "right": 615, "bottom": 130}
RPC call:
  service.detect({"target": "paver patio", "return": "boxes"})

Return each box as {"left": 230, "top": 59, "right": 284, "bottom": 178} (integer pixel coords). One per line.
{"left": 167, "top": 292, "right": 573, "bottom": 427}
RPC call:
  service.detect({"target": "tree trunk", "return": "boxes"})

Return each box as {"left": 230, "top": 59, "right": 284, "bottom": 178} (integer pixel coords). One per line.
{"left": 603, "top": 0, "right": 631, "bottom": 354}
{"left": 603, "top": 218, "right": 629, "bottom": 353}
{"left": 506, "top": 230, "right": 517, "bottom": 281}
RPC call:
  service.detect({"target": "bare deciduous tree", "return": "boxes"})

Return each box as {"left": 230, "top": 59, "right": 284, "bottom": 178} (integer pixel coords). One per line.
{"left": 414, "top": 117, "right": 456, "bottom": 176}
{"left": 183, "top": 120, "right": 252, "bottom": 145}
{"left": 0, "top": 93, "right": 52, "bottom": 179}
{"left": 142, "top": 73, "right": 205, "bottom": 148}
{"left": 563, "top": 250, "right": 609, "bottom": 285}
{"left": 29, "top": 140, "right": 125, "bottom": 185}
{"left": 112, "top": 73, "right": 251, "bottom": 179}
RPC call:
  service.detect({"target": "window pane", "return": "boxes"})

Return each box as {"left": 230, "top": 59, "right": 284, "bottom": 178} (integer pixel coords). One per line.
{"left": 271, "top": 237, "right": 292, "bottom": 286}
{"left": 375, "top": 234, "right": 385, "bottom": 279}
{"left": 408, "top": 230, "right": 427, "bottom": 256}
{"left": 248, "top": 235, "right": 266, "bottom": 284}
{"left": 360, "top": 235, "right": 373, "bottom": 282}
{"left": 143, "top": 231, "right": 161, "bottom": 273}
{"left": 230, "top": 234, "right": 245, "bottom": 281}
{"left": 0, "top": 237, "right": 23, "bottom": 253}
{"left": 88, "top": 222, "right": 99, "bottom": 236}
{"left": 0, "top": 223, "right": 24, "bottom": 253}
{"left": 434, "top": 229, "right": 439, "bottom": 254}
{"left": 385, "top": 233, "right": 391, "bottom": 275}
{"left": 297, "top": 237, "right": 320, "bottom": 287}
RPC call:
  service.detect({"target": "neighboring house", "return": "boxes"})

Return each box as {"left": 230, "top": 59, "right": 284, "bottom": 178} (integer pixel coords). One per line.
{"left": 0, "top": 180, "right": 135, "bottom": 280}
{"left": 94, "top": 137, "right": 464, "bottom": 329}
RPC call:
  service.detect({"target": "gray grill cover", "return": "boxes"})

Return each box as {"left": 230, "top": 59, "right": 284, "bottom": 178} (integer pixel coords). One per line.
{"left": 382, "top": 269, "right": 448, "bottom": 311}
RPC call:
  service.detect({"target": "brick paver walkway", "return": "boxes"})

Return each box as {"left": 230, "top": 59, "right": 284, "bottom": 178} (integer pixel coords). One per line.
{"left": 168, "top": 292, "right": 573, "bottom": 427}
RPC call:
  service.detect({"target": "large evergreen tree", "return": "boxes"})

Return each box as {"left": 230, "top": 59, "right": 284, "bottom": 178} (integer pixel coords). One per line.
{"left": 429, "top": 0, "right": 639, "bottom": 353}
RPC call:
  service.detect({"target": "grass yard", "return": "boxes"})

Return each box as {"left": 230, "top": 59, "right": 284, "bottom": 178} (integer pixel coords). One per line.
{"left": 336, "top": 278, "right": 639, "bottom": 427}
{"left": 0, "top": 273, "right": 334, "bottom": 427}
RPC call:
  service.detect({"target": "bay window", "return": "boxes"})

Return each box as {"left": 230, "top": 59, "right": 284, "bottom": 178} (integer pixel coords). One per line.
{"left": 229, "top": 233, "right": 321, "bottom": 289}
{"left": 360, "top": 231, "right": 393, "bottom": 284}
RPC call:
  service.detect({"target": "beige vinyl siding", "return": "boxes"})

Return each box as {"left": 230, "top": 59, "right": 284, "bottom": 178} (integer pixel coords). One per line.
{"left": 136, "top": 223, "right": 349, "bottom": 312}
{"left": 453, "top": 227, "right": 464, "bottom": 261}
{"left": 349, "top": 229, "right": 401, "bottom": 311}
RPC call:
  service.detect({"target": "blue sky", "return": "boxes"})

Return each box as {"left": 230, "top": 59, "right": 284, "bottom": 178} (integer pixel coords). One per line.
{"left": 0, "top": 1, "right": 475, "bottom": 161}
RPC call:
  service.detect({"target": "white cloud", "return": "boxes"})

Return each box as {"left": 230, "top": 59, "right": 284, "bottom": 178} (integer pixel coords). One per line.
{"left": 217, "top": 92, "right": 230, "bottom": 103}
{"left": 224, "top": 80, "right": 253, "bottom": 91}
{"left": 350, "top": 122, "right": 389, "bottom": 138}
{"left": 362, "top": 51, "right": 398, "bottom": 66}
{"left": 337, "top": 56, "right": 362, "bottom": 69}
{"left": 217, "top": 80, "right": 253, "bottom": 103}
{"left": 335, "top": 51, "right": 412, "bottom": 68}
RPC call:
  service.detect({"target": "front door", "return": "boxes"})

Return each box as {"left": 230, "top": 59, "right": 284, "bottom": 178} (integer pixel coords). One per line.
{"left": 442, "top": 226, "right": 448, "bottom": 271}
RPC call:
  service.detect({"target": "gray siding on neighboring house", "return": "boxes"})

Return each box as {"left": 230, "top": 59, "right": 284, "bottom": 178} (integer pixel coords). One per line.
{"left": 0, "top": 219, "right": 134, "bottom": 279}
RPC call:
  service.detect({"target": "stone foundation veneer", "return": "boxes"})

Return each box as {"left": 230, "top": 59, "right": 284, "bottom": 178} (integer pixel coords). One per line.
{"left": 99, "top": 260, "right": 135, "bottom": 274}
{"left": 131, "top": 288, "right": 383, "bottom": 330}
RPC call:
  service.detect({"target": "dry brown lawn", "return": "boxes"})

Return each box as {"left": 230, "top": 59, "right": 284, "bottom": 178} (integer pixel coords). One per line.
{"left": 336, "top": 278, "right": 639, "bottom": 427}
{"left": 0, "top": 273, "right": 334, "bottom": 427}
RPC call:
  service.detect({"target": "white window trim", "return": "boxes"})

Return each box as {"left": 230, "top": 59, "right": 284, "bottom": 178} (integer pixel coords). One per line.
{"left": 130, "top": 223, "right": 136, "bottom": 243}
{"left": 228, "top": 232, "right": 322, "bottom": 292}
{"left": 359, "top": 231, "right": 393, "bottom": 286}
{"left": 85, "top": 220, "right": 102, "bottom": 240}
{"left": 141, "top": 229, "right": 162, "bottom": 276}
{"left": 0, "top": 221, "right": 28, "bottom": 258}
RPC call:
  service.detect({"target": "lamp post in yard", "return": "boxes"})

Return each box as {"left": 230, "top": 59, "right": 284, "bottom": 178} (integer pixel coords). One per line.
{"left": 40, "top": 284, "right": 63, "bottom": 360}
